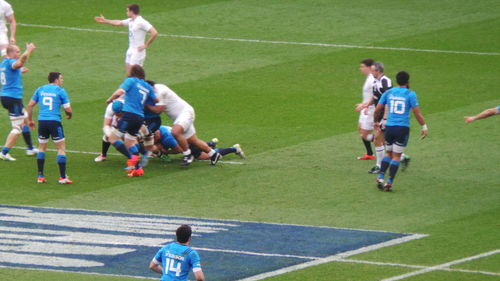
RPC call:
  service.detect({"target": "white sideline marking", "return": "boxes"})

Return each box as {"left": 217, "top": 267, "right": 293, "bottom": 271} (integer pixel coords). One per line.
{"left": 17, "top": 23, "right": 500, "bottom": 56}
{"left": 194, "top": 247, "right": 319, "bottom": 260}
{"left": 381, "top": 249, "right": 500, "bottom": 281}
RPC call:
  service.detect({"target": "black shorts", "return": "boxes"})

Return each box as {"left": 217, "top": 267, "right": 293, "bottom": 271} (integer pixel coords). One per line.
{"left": 117, "top": 112, "right": 144, "bottom": 136}
{"left": 384, "top": 126, "right": 410, "bottom": 147}
{"left": 144, "top": 116, "right": 162, "bottom": 134}
{"left": 38, "top": 120, "right": 65, "bottom": 143}
{"left": 1, "top": 96, "right": 24, "bottom": 117}
{"left": 189, "top": 144, "right": 203, "bottom": 159}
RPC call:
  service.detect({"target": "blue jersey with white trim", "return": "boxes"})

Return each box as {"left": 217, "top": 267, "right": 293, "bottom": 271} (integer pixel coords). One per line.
{"left": 119, "top": 77, "right": 155, "bottom": 117}
{"left": 31, "top": 84, "right": 70, "bottom": 122}
{"left": 0, "top": 58, "right": 23, "bottom": 98}
{"left": 154, "top": 242, "right": 201, "bottom": 281}
{"left": 379, "top": 87, "right": 419, "bottom": 128}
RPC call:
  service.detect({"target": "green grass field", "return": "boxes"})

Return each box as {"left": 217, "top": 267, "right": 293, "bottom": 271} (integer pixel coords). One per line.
{"left": 0, "top": 0, "right": 499, "bottom": 280}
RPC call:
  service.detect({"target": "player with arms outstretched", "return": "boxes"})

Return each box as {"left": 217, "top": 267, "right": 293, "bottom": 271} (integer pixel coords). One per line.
{"left": 374, "top": 71, "right": 427, "bottom": 192}
{"left": 150, "top": 225, "right": 205, "bottom": 281}
{"left": 464, "top": 106, "right": 500, "bottom": 123}
{"left": 94, "top": 4, "right": 157, "bottom": 73}
{"left": 0, "top": 0, "right": 16, "bottom": 56}
{"left": 27, "top": 72, "right": 73, "bottom": 184}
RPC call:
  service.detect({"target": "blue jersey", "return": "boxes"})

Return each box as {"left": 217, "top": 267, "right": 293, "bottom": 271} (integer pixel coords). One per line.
{"left": 497, "top": 105, "right": 500, "bottom": 112}
{"left": 379, "top": 87, "right": 419, "bottom": 127}
{"left": 159, "top": 126, "right": 178, "bottom": 149}
{"left": 31, "top": 84, "right": 70, "bottom": 122}
{"left": 153, "top": 242, "right": 201, "bottom": 281}
{"left": 0, "top": 58, "right": 23, "bottom": 99}
{"left": 119, "top": 77, "right": 155, "bottom": 117}
{"left": 144, "top": 95, "right": 160, "bottom": 119}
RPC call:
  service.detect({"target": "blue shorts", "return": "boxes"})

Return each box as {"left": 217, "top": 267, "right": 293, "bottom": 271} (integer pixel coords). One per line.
{"left": 38, "top": 120, "right": 65, "bottom": 143}
{"left": 144, "top": 116, "right": 162, "bottom": 134}
{"left": 384, "top": 126, "right": 410, "bottom": 150}
{"left": 117, "top": 112, "right": 144, "bottom": 136}
{"left": 1, "top": 96, "right": 24, "bottom": 117}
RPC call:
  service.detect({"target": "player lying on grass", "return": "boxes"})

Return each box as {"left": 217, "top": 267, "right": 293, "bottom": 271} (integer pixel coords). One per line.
{"left": 374, "top": 71, "right": 427, "bottom": 192}
{"left": 145, "top": 81, "right": 221, "bottom": 166}
{"left": 150, "top": 225, "right": 205, "bottom": 281}
{"left": 0, "top": 43, "right": 37, "bottom": 161}
{"left": 152, "top": 125, "right": 246, "bottom": 162}
{"left": 105, "top": 65, "right": 157, "bottom": 177}
{"left": 27, "top": 72, "right": 73, "bottom": 184}
{"left": 464, "top": 106, "right": 500, "bottom": 123}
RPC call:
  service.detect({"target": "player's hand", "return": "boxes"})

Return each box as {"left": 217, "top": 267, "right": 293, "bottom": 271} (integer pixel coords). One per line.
{"left": 28, "top": 121, "right": 35, "bottom": 130}
{"left": 355, "top": 103, "right": 365, "bottom": 112}
{"left": 26, "top": 43, "right": 36, "bottom": 52}
{"left": 464, "top": 116, "right": 475, "bottom": 123}
{"left": 105, "top": 98, "right": 113, "bottom": 104}
{"left": 9, "top": 37, "right": 15, "bottom": 45}
{"left": 137, "top": 45, "right": 147, "bottom": 51}
{"left": 94, "top": 14, "right": 106, "bottom": 23}
{"left": 21, "top": 67, "right": 29, "bottom": 74}
{"left": 374, "top": 122, "right": 381, "bottom": 132}
{"left": 421, "top": 129, "right": 428, "bottom": 139}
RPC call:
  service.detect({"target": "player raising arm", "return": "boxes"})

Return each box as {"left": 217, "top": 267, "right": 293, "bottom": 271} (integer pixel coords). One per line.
{"left": 27, "top": 72, "right": 73, "bottom": 184}
{"left": 150, "top": 225, "right": 205, "bottom": 281}
{"left": 94, "top": 4, "right": 157, "bottom": 73}
{"left": 374, "top": 71, "right": 427, "bottom": 192}
{"left": 464, "top": 106, "right": 500, "bottom": 123}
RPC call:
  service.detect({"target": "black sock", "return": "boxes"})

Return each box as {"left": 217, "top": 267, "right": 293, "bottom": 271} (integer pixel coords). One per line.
{"left": 362, "top": 139, "right": 373, "bottom": 155}
{"left": 37, "top": 152, "right": 45, "bottom": 176}
{"left": 57, "top": 155, "right": 67, "bottom": 178}
{"left": 22, "top": 126, "right": 33, "bottom": 150}
{"left": 102, "top": 140, "right": 111, "bottom": 157}
{"left": 217, "top": 147, "right": 237, "bottom": 156}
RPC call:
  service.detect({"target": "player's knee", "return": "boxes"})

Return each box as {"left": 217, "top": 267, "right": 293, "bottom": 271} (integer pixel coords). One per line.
{"left": 9, "top": 118, "right": 23, "bottom": 135}
{"left": 124, "top": 133, "right": 137, "bottom": 141}
{"left": 111, "top": 127, "right": 124, "bottom": 139}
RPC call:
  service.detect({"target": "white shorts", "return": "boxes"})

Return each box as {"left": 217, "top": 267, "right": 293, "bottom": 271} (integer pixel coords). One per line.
{"left": 358, "top": 106, "right": 375, "bottom": 131}
{"left": 0, "top": 32, "right": 8, "bottom": 46}
{"left": 125, "top": 47, "right": 146, "bottom": 66}
{"left": 173, "top": 109, "right": 196, "bottom": 139}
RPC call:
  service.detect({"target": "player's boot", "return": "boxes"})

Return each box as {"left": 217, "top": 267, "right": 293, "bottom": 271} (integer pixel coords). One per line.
{"left": 126, "top": 155, "right": 140, "bottom": 172}
{"left": 181, "top": 154, "right": 194, "bottom": 167}
{"left": 233, "top": 144, "right": 246, "bottom": 159}
{"left": 94, "top": 154, "right": 106, "bottom": 162}
{"left": 0, "top": 153, "right": 16, "bottom": 161}
{"left": 368, "top": 165, "right": 380, "bottom": 174}
{"left": 383, "top": 183, "right": 393, "bottom": 192}
{"left": 207, "top": 138, "right": 219, "bottom": 149}
{"left": 210, "top": 152, "right": 222, "bottom": 165}
{"left": 58, "top": 177, "right": 73, "bottom": 184}
{"left": 376, "top": 178, "right": 384, "bottom": 190}
{"left": 127, "top": 168, "right": 144, "bottom": 177}
{"left": 37, "top": 176, "right": 46, "bottom": 184}
{"left": 26, "top": 148, "right": 39, "bottom": 156}
{"left": 357, "top": 153, "right": 375, "bottom": 160}
{"left": 401, "top": 155, "right": 411, "bottom": 172}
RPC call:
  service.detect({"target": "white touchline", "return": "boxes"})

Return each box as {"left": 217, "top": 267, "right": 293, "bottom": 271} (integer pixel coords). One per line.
{"left": 17, "top": 23, "right": 500, "bottom": 56}
{"left": 381, "top": 249, "right": 500, "bottom": 281}
{"left": 194, "top": 247, "right": 319, "bottom": 260}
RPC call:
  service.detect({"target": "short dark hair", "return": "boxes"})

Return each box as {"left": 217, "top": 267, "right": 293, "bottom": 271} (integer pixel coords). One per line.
{"left": 396, "top": 71, "right": 410, "bottom": 86}
{"left": 360, "top": 58, "right": 374, "bottom": 67}
{"left": 127, "top": 4, "right": 140, "bottom": 15}
{"left": 48, "top": 72, "right": 61, "bottom": 83}
{"left": 146, "top": 80, "right": 155, "bottom": 87}
{"left": 129, "top": 65, "right": 145, "bottom": 80}
{"left": 176, "top": 225, "right": 192, "bottom": 243}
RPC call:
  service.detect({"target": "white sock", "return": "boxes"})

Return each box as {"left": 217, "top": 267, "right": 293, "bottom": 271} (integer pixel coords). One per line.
{"left": 183, "top": 149, "right": 191, "bottom": 156}
{"left": 376, "top": 146, "right": 385, "bottom": 167}
{"left": 208, "top": 149, "right": 215, "bottom": 157}
{"left": 400, "top": 153, "right": 406, "bottom": 161}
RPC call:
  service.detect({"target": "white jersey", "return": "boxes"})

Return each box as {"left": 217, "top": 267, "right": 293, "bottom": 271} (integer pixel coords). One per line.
{"left": 121, "top": 16, "right": 152, "bottom": 49}
{"left": 104, "top": 103, "right": 119, "bottom": 127}
{"left": 0, "top": 0, "right": 13, "bottom": 36}
{"left": 154, "top": 84, "right": 193, "bottom": 120}
{"left": 362, "top": 74, "right": 374, "bottom": 104}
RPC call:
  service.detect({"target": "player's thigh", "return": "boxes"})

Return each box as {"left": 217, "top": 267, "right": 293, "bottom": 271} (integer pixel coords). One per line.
{"left": 173, "top": 110, "right": 195, "bottom": 131}
{"left": 393, "top": 127, "right": 410, "bottom": 154}
{"left": 49, "top": 121, "right": 65, "bottom": 143}
{"left": 37, "top": 121, "right": 52, "bottom": 144}
{"left": 129, "top": 49, "right": 146, "bottom": 66}
{"left": 1, "top": 97, "right": 24, "bottom": 118}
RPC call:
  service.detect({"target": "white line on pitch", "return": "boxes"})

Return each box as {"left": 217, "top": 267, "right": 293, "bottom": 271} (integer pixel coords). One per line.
{"left": 17, "top": 23, "right": 500, "bottom": 56}
{"left": 194, "top": 247, "right": 319, "bottom": 260}
{"left": 381, "top": 249, "right": 500, "bottom": 281}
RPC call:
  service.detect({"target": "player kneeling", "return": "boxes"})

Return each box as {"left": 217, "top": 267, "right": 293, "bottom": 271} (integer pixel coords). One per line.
{"left": 27, "top": 72, "right": 73, "bottom": 184}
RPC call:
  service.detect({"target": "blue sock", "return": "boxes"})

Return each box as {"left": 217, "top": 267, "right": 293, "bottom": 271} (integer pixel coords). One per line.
{"left": 135, "top": 143, "right": 146, "bottom": 155}
{"left": 378, "top": 156, "right": 391, "bottom": 179}
{"left": 57, "top": 154, "right": 67, "bottom": 178}
{"left": 22, "top": 125, "right": 33, "bottom": 150}
{"left": 112, "top": 140, "right": 131, "bottom": 159}
{"left": 216, "top": 147, "right": 237, "bottom": 156}
{"left": 2, "top": 146, "right": 9, "bottom": 155}
{"left": 128, "top": 144, "right": 139, "bottom": 156}
{"left": 37, "top": 152, "right": 45, "bottom": 177}
{"left": 388, "top": 160, "right": 400, "bottom": 184}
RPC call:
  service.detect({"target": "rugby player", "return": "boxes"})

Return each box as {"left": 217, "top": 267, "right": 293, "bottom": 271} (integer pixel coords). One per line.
{"left": 0, "top": 0, "right": 16, "bottom": 56}
{"left": 27, "top": 72, "right": 73, "bottom": 184}
{"left": 150, "top": 225, "right": 205, "bottom": 281}
{"left": 374, "top": 71, "right": 427, "bottom": 191}
{"left": 464, "top": 106, "right": 500, "bottom": 123}
{"left": 145, "top": 81, "right": 222, "bottom": 166}
{"left": 94, "top": 100, "right": 124, "bottom": 162}
{"left": 355, "top": 58, "right": 375, "bottom": 160}
{"left": 0, "top": 43, "right": 37, "bottom": 161}
{"left": 105, "top": 65, "right": 157, "bottom": 176}
{"left": 94, "top": 4, "right": 158, "bottom": 73}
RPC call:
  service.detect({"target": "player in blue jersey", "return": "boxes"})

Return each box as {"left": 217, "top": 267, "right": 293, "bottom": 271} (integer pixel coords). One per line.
{"left": 0, "top": 43, "right": 37, "bottom": 161}
{"left": 464, "top": 106, "right": 500, "bottom": 123}
{"left": 150, "top": 225, "right": 205, "bottom": 281}
{"left": 105, "top": 65, "right": 157, "bottom": 176}
{"left": 374, "top": 71, "right": 427, "bottom": 192}
{"left": 27, "top": 72, "right": 73, "bottom": 184}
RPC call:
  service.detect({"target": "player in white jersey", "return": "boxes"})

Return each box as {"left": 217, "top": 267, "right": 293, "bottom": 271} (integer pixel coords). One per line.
{"left": 94, "top": 100, "right": 123, "bottom": 162}
{"left": 0, "top": 0, "right": 16, "bottom": 56}
{"left": 355, "top": 59, "right": 376, "bottom": 160}
{"left": 145, "top": 81, "right": 222, "bottom": 166}
{"left": 94, "top": 4, "right": 157, "bottom": 72}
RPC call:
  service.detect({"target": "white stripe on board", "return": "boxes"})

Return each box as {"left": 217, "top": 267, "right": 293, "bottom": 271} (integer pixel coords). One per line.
{"left": 17, "top": 23, "right": 500, "bottom": 56}
{"left": 381, "top": 249, "right": 500, "bottom": 281}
